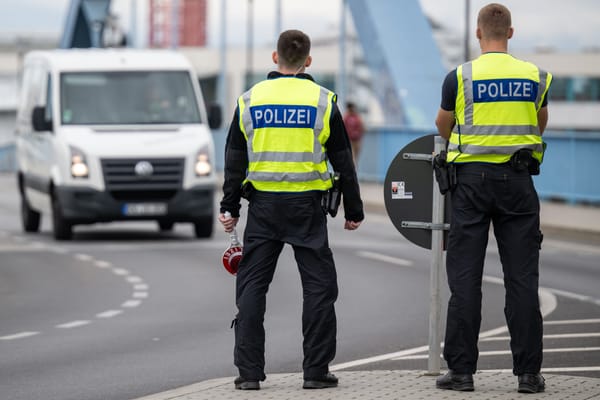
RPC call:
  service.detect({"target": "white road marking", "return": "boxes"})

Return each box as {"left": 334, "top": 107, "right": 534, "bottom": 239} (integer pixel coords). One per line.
{"left": 96, "top": 310, "right": 124, "bottom": 319}
{"left": 122, "top": 300, "right": 142, "bottom": 308}
{"left": 94, "top": 260, "right": 112, "bottom": 269}
{"left": 357, "top": 251, "right": 414, "bottom": 267}
{"left": 0, "top": 331, "right": 40, "bottom": 340}
{"left": 545, "top": 318, "right": 600, "bottom": 325}
{"left": 393, "top": 347, "right": 600, "bottom": 360}
{"left": 330, "top": 257, "right": 559, "bottom": 371}
{"left": 484, "top": 366, "right": 600, "bottom": 373}
{"left": 74, "top": 253, "right": 93, "bottom": 262}
{"left": 56, "top": 320, "right": 91, "bottom": 329}
{"left": 547, "top": 287, "right": 600, "bottom": 305}
{"left": 112, "top": 268, "right": 130, "bottom": 276}
{"left": 0, "top": 232, "right": 150, "bottom": 340}
{"left": 330, "top": 345, "right": 431, "bottom": 371}
{"left": 482, "top": 332, "right": 600, "bottom": 341}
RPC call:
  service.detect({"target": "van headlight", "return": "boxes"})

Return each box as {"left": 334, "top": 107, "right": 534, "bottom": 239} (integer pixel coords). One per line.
{"left": 195, "top": 147, "right": 212, "bottom": 176}
{"left": 70, "top": 146, "right": 89, "bottom": 178}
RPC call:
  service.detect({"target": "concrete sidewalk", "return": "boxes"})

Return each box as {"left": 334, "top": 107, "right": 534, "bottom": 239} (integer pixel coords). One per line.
{"left": 133, "top": 371, "right": 600, "bottom": 400}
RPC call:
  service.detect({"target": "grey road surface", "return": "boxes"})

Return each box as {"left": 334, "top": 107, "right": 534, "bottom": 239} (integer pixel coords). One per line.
{"left": 0, "top": 174, "right": 598, "bottom": 400}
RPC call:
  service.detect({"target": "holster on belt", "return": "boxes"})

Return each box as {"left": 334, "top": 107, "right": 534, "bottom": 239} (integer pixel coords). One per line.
{"left": 433, "top": 150, "right": 456, "bottom": 195}
{"left": 321, "top": 172, "right": 342, "bottom": 217}
{"left": 510, "top": 148, "right": 540, "bottom": 175}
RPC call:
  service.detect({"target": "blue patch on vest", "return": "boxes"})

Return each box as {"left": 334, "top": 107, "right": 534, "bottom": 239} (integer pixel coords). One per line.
{"left": 473, "top": 79, "right": 538, "bottom": 103}
{"left": 250, "top": 104, "right": 317, "bottom": 129}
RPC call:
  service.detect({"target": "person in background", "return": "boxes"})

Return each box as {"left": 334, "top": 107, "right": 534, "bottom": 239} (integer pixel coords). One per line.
{"left": 218, "top": 29, "right": 364, "bottom": 391}
{"left": 343, "top": 101, "right": 365, "bottom": 168}
{"left": 434, "top": 2, "right": 551, "bottom": 394}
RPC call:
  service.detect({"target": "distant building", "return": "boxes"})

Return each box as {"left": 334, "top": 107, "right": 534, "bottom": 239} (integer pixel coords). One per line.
{"left": 149, "top": 0, "right": 207, "bottom": 48}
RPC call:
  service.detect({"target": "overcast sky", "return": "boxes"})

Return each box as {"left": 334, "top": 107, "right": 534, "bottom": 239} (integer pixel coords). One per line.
{"left": 1, "top": 0, "right": 599, "bottom": 52}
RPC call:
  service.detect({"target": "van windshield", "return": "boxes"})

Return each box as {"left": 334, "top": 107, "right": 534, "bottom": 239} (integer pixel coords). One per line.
{"left": 60, "top": 71, "right": 202, "bottom": 125}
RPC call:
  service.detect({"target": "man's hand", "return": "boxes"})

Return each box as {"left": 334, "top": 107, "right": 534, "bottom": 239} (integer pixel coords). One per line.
{"left": 344, "top": 220, "right": 361, "bottom": 230}
{"left": 218, "top": 213, "right": 238, "bottom": 233}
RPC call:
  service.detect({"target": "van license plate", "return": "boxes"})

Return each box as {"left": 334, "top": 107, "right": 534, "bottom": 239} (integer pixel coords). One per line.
{"left": 123, "top": 203, "right": 167, "bottom": 216}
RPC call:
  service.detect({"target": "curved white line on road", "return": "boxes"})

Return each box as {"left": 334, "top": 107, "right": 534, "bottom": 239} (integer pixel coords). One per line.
{"left": 331, "top": 252, "right": 559, "bottom": 372}
{"left": 0, "top": 331, "right": 40, "bottom": 340}
{"left": 96, "top": 310, "right": 124, "bottom": 318}
{"left": 56, "top": 320, "right": 91, "bottom": 329}
{"left": 94, "top": 260, "right": 112, "bottom": 268}
{"left": 0, "top": 233, "right": 151, "bottom": 339}
{"left": 357, "top": 251, "right": 414, "bottom": 267}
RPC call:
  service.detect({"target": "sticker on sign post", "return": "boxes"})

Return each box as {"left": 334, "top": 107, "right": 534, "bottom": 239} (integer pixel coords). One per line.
{"left": 391, "top": 181, "right": 413, "bottom": 200}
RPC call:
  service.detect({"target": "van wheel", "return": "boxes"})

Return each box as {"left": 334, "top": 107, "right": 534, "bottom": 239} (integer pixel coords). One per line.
{"left": 193, "top": 217, "right": 213, "bottom": 238}
{"left": 21, "top": 194, "right": 41, "bottom": 233}
{"left": 52, "top": 194, "right": 72, "bottom": 241}
{"left": 158, "top": 221, "right": 174, "bottom": 232}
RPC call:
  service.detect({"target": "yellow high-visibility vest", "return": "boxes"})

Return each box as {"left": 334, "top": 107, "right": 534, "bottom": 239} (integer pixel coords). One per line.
{"left": 448, "top": 53, "right": 552, "bottom": 164}
{"left": 238, "top": 76, "right": 336, "bottom": 192}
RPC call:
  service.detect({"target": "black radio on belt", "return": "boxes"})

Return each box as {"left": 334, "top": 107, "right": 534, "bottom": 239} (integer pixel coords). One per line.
{"left": 510, "top": 148, "right": 540, "bottom": 175}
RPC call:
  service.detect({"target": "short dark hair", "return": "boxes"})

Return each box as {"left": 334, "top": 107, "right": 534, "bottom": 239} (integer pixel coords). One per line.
{"left": 477, "top": 3, "right": 512, "bottom": 40}
{"left": 277, "top": 30, "right": 311, "bottom": 69}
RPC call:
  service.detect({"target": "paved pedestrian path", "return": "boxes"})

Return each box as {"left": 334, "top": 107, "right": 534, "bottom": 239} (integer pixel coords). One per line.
{"left": 133, "top": 370, "right": 600, "bottom": 400}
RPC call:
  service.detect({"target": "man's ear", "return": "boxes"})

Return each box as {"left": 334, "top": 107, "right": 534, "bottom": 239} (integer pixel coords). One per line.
{"left": 476, "top": 27, "right": 482, "bottom": 40}
{"left": 272, "top": 51, "right": 278, "bottom": 65}
{"left": 305, "top": 55, "right": 312, "bottom": 68}
{"left": 507, "top": 27, "right": 514, "bottom": 39}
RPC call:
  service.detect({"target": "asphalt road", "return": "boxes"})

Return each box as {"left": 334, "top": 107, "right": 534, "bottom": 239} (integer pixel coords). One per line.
{"left": 0, "top": 174, "right": 598, "bottom": 400}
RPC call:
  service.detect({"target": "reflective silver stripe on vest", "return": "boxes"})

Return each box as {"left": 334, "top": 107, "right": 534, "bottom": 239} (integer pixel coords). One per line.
{"left": 248, "top": 170, "right": 331, "bottom": 182}
{"left": 448, "top": 142, "right": 544, "bottom": 154}
{"left": 452, "top": 124, "right": 540, "bottom": 136}
{"left": 462, "top": 62, "right": 474, "bottom": 125}
{"left": 241, "top": 89, "right": 254, "bottom": 144}
{"left": 535, "top": 69, "right": 548, "bottom": 109}
{"left": 248, "top": 151, "right": 317, "bottom": 163}
{"left": 240, "top": 84, "right": 331, "bottom": 166}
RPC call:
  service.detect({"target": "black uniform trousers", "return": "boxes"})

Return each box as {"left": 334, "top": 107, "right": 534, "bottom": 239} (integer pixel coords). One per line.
{"left": 233, "top": 190, "right": 338, "bottom": 381}
{"left": 443, "top": 162, "right": 543, "bottom": 376}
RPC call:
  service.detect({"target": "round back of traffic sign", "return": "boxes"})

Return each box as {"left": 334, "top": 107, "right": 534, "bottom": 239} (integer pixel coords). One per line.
{"left": 384, "top": 134, "right": 451, "bottom": 250}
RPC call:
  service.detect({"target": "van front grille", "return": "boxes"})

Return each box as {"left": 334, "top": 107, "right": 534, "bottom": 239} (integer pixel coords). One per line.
{"left": 101, "top": 158, "right": 184, "bottom": 198}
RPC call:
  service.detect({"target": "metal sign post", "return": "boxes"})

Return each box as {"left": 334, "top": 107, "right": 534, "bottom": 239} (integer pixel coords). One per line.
{"left": 427, "top": 135, "right": 447, "bottom": 374}
{"left": 384, "top": 134, "right": 449, "bottom": 375}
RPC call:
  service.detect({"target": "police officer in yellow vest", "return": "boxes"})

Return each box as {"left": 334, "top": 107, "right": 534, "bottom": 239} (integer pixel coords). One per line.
{"left": 434, "top": 3, "right": 551, "bottom": 394}
{"left": 219, "top": 29, "right": 364, "bottom": 391}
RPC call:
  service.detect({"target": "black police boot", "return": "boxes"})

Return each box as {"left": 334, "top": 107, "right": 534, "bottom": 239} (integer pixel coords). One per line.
{"left": 436, "top": 370, "right": 474, "bottom": 391}
{"left": 518, "top": 373, "right": 545, "bottom": 393}
{"left": 303, "top": 372, "right": 339, "bottom": 389}
{"left": 234, "top": 376, "right": 260, "bottom": 390}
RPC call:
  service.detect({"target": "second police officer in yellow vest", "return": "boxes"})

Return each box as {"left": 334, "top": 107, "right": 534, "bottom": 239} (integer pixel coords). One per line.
{"left": 435, "top": 3, "right": 551, "bottom": 394}
{"left": 219, "top": 29, "right": 364, "bottom": 391}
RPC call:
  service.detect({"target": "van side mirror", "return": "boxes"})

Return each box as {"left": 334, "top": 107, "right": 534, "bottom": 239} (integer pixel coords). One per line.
{"left": 207, "top": 103, "right": 222, "bottom": 130}
{"left": 32, "top": 106, "right": 52, "bottom": 132}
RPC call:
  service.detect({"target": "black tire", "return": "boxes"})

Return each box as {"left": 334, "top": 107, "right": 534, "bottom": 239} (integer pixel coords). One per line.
{"left": 51, "top": 194, "right": 72, "bottom": 241}
{"left": 193, "top": 217, "right": 213, "bottom": 238}
{"left": 158, "top": 221, "right": 174, "bottom": 232}
{"left": 20, "top": 194, "right": 41, "bottom": 233}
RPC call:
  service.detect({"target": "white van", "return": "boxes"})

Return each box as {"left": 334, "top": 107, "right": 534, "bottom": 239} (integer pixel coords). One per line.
{"left": 15, "top": 49, "right": 221, "bottom": 240}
